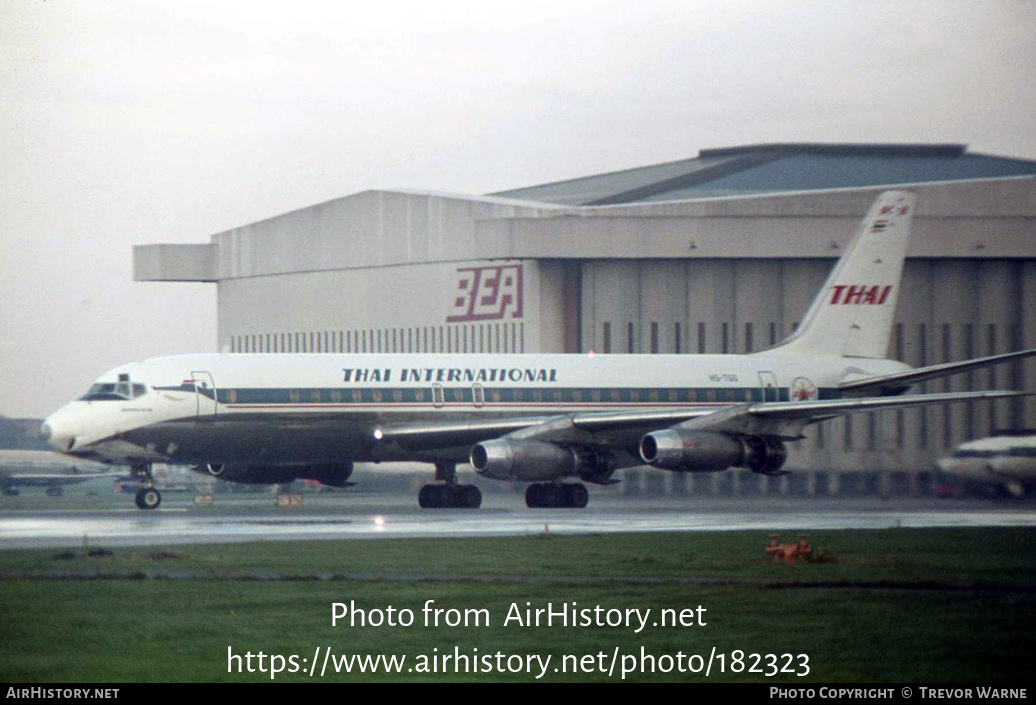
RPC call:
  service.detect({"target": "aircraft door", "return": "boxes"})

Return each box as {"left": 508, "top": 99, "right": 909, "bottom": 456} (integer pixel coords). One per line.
{"left": 758, "top": 371, "right": 779, "bottom": 402}
{"left": 191, "top": 371, "right": 218, "bottom": 417}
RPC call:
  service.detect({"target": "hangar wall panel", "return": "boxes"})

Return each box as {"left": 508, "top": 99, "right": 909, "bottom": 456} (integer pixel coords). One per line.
{"left": 211, "top": 191, "right": 563, "bottom": 280}
{"left": 473, "top": 177, "right": 1036, "bottom": 261}
{"left": 133, "top": 244, "right": 217, "bottom": 282}
{"left": 576, "top": 256, "right": 1033, "bottom": 480}
{"left": 217, "top": 258, "right": 562, "bottom": 356}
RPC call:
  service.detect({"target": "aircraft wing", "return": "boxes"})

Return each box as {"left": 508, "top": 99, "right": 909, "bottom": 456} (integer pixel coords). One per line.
{"left": 677, "top": 390, "right": 1026, "bottom": 439}
{"left": 375, "top": 408, "right": 717, "bottom": 451}
{"left": 375, "top": 415, "right": 557, "bottom": 450}
{"left": 374, "top": 391, "right": 1024, "bottom": 451}
{"left": 839, "top": 348, "right": 1036, "bottom": 396}
{"left": 0, "top": 472, "right": 112, "bottom": 488}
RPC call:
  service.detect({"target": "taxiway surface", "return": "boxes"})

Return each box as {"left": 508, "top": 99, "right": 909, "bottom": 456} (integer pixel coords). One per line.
{"left": 1, "top": 492, "right": 1034, "bottom": 549}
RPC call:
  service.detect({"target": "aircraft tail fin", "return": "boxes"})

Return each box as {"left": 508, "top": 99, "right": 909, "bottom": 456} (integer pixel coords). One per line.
{"left": 768, "top": 190, "right": 915, "bottom": 359}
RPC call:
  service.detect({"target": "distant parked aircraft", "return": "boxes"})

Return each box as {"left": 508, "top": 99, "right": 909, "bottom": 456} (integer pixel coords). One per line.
{"left": 0, "top": 450, "right": 111, "bottom": 496}
{"left": 937, "top": 431, "right": 1036, "bottom": 498}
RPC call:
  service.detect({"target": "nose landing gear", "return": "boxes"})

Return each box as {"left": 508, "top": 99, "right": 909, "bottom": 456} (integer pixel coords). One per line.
{"left": 131, "top": 464, "right": 161, "bottom": 510}
{"left": 135, "top": 487, "right": 161, "bottom": 510}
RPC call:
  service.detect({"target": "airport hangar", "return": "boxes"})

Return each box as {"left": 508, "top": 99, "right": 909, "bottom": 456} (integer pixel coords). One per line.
{"left": 134, "top": 143, "right": 1036, "bottom": 498}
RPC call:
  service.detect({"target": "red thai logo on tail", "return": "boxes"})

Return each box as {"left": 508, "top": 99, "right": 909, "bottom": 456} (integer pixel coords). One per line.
{"left": 828, "top": 285, "right": 893, "bottom": 305}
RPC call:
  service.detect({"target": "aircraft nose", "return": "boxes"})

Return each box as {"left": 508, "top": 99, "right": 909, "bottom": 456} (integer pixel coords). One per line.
{"left": 41, "top": 406, "right": 82, "bottom": 452}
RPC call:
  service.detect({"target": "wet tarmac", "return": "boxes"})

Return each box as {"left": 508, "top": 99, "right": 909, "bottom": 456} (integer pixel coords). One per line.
{"left": 1, "top": 492, "right": 1034, "bottom": 549}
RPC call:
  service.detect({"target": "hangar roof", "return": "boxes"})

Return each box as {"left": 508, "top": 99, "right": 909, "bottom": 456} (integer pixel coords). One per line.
{"left": 490, "top": 143, "right": 1036, "bottom": 206}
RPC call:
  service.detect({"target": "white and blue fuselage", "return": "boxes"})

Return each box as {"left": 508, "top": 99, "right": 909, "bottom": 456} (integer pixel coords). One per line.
{"left": 42, "top": 351, "right": 909, "bottom": 468}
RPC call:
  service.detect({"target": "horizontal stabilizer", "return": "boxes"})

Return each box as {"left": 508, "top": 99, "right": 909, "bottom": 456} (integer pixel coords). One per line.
{"left": 840, "top": 348, "right": 1036, "bottom": 395}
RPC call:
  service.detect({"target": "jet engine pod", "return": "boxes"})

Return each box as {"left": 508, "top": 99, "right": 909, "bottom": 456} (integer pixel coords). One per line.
{"left": 470, "top": 439, "right": 578, "bottom": 482}
{"left": 574, "top": 446, "right": 619, "bottom": 485}
{"left": 639, "top": 430, "right": 789, "bottom": 475}
{"left": 742, "top": 435, "right": 789, "bottom": 476}
{"left": 639, "top": 430, "right": 745, "bottom": 472}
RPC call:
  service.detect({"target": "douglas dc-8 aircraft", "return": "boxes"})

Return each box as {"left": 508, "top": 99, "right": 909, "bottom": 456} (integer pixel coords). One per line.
{"left": 42, "top": 191, "right": 1034, "bottom": 509}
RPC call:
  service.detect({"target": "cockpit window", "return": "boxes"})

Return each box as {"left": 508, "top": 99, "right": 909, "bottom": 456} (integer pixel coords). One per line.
{"left": 79, "top": 383, "right": 126, "bottom": 401}
{"left": 79, "top": 376, "right": 148, "bottom": 401}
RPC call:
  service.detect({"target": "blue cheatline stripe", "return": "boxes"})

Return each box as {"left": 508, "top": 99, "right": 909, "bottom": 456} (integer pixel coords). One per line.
{"left": 953, "top": 448, "right": 1036, "bottom": 459}
{"left": 208, "top": 386, "right": 842, "bottom": 405}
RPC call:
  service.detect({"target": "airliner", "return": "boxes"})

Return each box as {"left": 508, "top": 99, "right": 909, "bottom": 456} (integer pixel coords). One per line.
{"left": 41, "top": 191, "right": 1034, "bottom": 509}
{"left": 0, "top": 450, "right": 112, "bottom": 497}
{"left": 936, "top": 431, "right": 1036, "bottom": 498}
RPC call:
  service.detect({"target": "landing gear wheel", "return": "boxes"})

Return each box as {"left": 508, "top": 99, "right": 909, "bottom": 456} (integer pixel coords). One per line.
{"left": 135, "top": 487, "right": 162, "bottom": 510}
{"left": 461, "top": 484, "right": 482, "bottom": 509}
{"left": 129, "top": 464, "right": 159, "bottom": 510}
{"left": 418, "top": 483, "right": 482, "bottom": 509}
{"left": 564, "top": 483, "right": 589, "bottom": 508}
{"left": 418, "top": 484, "right": 442, "bottom": 508}
{"left": 526, "top": 482, "right": 588, "bottom": 508}
{"left": 419, "top": 462, "right": 482, "bottom": 509}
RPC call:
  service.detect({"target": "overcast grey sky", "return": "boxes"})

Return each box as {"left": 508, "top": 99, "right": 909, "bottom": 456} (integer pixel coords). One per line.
{"left": 2, "top": 0, "right": 1034, "bottom": 419}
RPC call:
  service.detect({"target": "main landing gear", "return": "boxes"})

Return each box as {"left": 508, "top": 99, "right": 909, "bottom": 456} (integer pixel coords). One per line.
{"left": 131, "top": 463, "right": 161, "bottom": 510}
{"left": 525, "top": 482, "right": 589, "bottom": 509}
{"left": 418, "top": 463, "right": 482, "bottom": 509}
